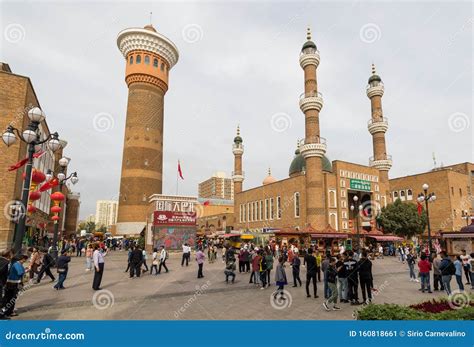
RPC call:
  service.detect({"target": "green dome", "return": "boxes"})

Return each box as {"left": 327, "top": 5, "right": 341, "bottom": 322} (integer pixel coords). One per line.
{"left": 302, "top": 40, "right": 317, "bottom": 52}
{"left": 234, "top": 136, "right": 242, "bottom": 144}
{"left": 289, "top": 153, "right": 332, "bottom": 176}
{"left": 368, "top": 74, "right": 381, "bottom": 84}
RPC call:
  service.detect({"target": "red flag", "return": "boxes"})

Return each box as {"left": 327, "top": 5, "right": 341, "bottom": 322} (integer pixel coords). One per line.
{"left": 39, "top": 177, "right": 59, "bottom": 192}
{"left": 178, "top": 160, "right": 184, "bottom": 180}
{"left": 7, "top": 150, "right": 45, "bottom": 171}
{"left": 203, "top": 200, "right": 210, "bottom": 206}
{"left": 417, "top": 202, "right": 423, "bottom": 216}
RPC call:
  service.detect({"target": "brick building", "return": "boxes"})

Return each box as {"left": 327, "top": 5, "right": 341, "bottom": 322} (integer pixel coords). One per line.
{"left": 64, "top": 192, "right": 81, "bottom": 236}
{"left": 198, "top": 172, "right": 234, "bottom": 200}
{"left": 196, "top": 198, "right": 235, "bottom": 233}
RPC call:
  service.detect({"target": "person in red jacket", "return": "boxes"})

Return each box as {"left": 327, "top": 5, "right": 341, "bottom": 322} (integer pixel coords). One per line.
{"left": 418, "top": 253, "right": 433, "bottom": 293}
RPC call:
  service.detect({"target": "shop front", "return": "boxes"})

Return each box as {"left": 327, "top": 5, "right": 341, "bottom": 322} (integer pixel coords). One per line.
{"left": 441, "top": 221, "right": 474, "bottom": 256}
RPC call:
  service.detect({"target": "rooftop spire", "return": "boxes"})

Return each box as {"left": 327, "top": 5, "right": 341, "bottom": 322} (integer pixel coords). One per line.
{"left": 236, "top": 124, "right": 240, "bottom": 136}
{"left": 371, "top": 63, "right": 376, "bottom": 75}
{"left": 306, "top": 27, "right": 311, "bottom": 40}
{"left": 268, "top": 167, "right": 271, "bottom": 176}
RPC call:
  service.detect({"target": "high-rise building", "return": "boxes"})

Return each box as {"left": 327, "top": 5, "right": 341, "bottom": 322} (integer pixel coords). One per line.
{"left": 95, "top": 200, "right": 118, "bottom": 228}
{"left": 64, "top": 192, "right": 80, "bottom": 235}
{"left": 115, "top": 23, "right": 179, "bottom": 236}
{"left": 198, "top": 172, "right": 234, "bottom": 200}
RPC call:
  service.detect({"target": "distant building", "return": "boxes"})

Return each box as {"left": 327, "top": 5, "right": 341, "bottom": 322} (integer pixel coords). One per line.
{"left": 64, "top": 192, "right": 80, "bottom": 236}
{"left": 85, "top": 214, "right": 96, "bottom": 223}
{"left": 95, "top": 200, "right": 118, "bottom": 228}
{"left": 198, "top": 172, "right": 234, "bottom": 200}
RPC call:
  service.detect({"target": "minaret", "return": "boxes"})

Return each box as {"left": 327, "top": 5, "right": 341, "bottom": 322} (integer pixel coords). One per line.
{"left": 115, "top": 24, "right": 179, "bottom": 235}
{"left": 232, "top": 126, "right": 244, "bottom": 194}
{"left": 299, "top": 28, "right": 326, "bottom": 229}
{"left": 366, "top": 64, "right": 392, "bottom": 184}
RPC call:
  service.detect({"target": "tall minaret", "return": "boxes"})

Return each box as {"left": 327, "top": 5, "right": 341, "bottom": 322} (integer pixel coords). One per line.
{"left": 366, "top": 64, "right": 392, "bottom": 184}
{"left": 299, "top": 28, "right": 326, "bottom": 229}
{"left": 115, "top": 24, "right": 179, "bottom": 235}
{"left": 232, "top": 126, "right": 244, "bottom": 194}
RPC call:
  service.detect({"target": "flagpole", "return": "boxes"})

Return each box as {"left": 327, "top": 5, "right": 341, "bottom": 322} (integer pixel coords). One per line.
{"left": 176, "top": 160, "right": 179, "bottom": 195}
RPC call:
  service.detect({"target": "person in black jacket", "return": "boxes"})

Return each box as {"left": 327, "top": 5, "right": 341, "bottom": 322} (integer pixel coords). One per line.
{"left": 304, "top": 248, "right": 318, "bottom": 298}
{"left": 53, "top": 250, "right": 70, "bottom": 290}
{"left": 291, "top": 251, "right": 302, "bottom": 287}
{"left": 358, "top": 251, "right": 373, "bottom": 304}
{"left": 323, "top": 257, "right": 341, "bottom": 311}
{"left": 0, "top": 250, "right": 11, "bottom": 303}
{"left": 129, "top": 246, "right": 143, "bottom": 278}
{"left": 36, "top": 249, "right": 55, "bottom": 284}
{"left": 344, "top": 251, "right": 360, "bottom": 305}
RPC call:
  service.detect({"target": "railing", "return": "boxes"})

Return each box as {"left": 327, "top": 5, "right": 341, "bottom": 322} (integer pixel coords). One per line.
{"left": 232, "top": 143, "right": 244, "bottom": 150}
{"left": 369, "top": 154, "right": 392, "bottom": 162}
{"left": 299, "top": 136, "right": 327, "bottom": 145}
{"left": 366, "top": 81, "right": 384, "bottom": 90}
{"left": 299, "top": 91, "right": 323, "bottom": 100}
{"left": 300, "top": 48, "right": 319, "bottom": 56}
{"left": 367, "top": 117, "right": 388, "bottom": 126}
{"left": 231, "top": 171, "right": 245, "bottom": 177}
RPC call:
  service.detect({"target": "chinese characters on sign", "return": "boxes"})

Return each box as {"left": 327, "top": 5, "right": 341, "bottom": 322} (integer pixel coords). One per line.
{"left": 153, "top": 198, "right": 197, "bottom": 226}
{"left": 349, "top": 179, "right": 371, "bottom": 192}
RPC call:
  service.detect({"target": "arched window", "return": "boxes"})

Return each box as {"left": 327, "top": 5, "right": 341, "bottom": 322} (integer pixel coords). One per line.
{"left": 145, "top": 56, "right": 150, "bottom": 65}
{"left": 393, "top": 191, "right": 398, "bottom": 198}
{"left": 294, "top": 192, "right": 300, "bottom": 218}
{"left": 136, "top": 55, "right": 142, "bottom": 64}
{"left": 407, "top": 189, "right": 413, "bottom": 200}
{"left": 129, "top": 56, "right": 133, "bottom": 64}
{"left": 160, "top": 63, "right": 165, "bottom": 71}
{"left": 153, "top": 58, "right": 158, "bottom": 67}
{"left": 400, "top": 190, "right": 405, "bottom": 197}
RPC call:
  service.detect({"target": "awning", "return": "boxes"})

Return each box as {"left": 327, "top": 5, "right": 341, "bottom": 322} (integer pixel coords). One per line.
{"left": 223, "top": 233, "right": 240, "bottom": 238}
{"left": 240, "top": 234, "right": 254, "bottom": 240}
{"left": 366, "top": 235, "right": 403, "bottom": 241}
{"left": 311, "top": 233, "right": 348, "bottom": 239}
{"left": 441, "top": 233, "right": 474, "bottom": 239}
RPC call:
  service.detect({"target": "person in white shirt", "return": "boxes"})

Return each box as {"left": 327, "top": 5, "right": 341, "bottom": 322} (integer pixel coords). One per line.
{"left": 181, "top": 243, "right": 191, "bottom": 267}
{"left": 142, "top": 249, "right": 149, "bottom": 272}
{"left": 92, "top": 244, "right": 106, "bottom": 290}
{"left": 158, "top": 245, "right": 169, "bottom": 274}
{"left": 150, "top": 248, "right": 159, "bottom": 275}
{"left": 378, "top": 245, "right": 384, "bottom": 259}
{"left": 460, "top": 250, "right": 471, "bottom": 285}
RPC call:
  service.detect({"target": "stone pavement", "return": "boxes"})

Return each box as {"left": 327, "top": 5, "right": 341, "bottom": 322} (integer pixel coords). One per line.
{"left": 13, "top": 251, "right": 464, "bottom": 320}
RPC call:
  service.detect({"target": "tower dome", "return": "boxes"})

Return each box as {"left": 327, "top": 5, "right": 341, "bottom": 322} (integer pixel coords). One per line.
{"left": 368, "top": 63, "right": 382, "bottom": 84}
{"left": 263, "top": 168, "right": 277, "bottom": 185}
{"left": 234, "top": 125, "right": 243, "bottom": 144}
{"left": 301, "top": 27, "right": 317, "bottom": 52}
{"left": 289, "top": 144, "right": 332, "bottom": 176}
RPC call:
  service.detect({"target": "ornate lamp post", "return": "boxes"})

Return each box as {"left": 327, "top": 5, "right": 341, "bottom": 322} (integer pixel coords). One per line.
{"left": 350, "top": 195, "right": 363, "bottom": 253}
{"left": 417, "top": 183, "right": 436, "bottom": 254}
{"left": 2, "top": 107, "right": 62, "bottom": 254}
{"left": 46, "top": 157, "right": 78, "bottom": 259}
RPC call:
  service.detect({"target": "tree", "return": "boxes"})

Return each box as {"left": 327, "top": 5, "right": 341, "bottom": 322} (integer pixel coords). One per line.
{"left": 77, "top": 221, "right": 96, "bottom": 233}
{"left": 376, "top": 199, "right": 427, "bottom": 238}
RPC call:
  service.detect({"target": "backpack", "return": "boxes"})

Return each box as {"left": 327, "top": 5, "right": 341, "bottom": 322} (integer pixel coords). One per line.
{"left": 445, "top": 260, "right": 456, "bottom": 276}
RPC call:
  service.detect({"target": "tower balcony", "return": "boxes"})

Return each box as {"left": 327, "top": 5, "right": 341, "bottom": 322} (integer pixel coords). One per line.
{"left": 299, "top": 136, "right": 327, "bottom": 159}
{"left": 366, "top": 81, "right": 384, "bottom": 98}
{"left": 232, "top": 143, "right": 244, "bottom": 155}
{"left": 232, "top": 171, "right": 245, "bottom": 182}
{"left": 369, "top": 155, "right": 393, "bottom": 171}
{"left": 299, "top": 49, "right": 320, "bottom": 68}
{"left": 299, "top": 91, "right": 323, "bottom": 113}
{"left": 367, "top": 117, "right": 389, "bottom": 135}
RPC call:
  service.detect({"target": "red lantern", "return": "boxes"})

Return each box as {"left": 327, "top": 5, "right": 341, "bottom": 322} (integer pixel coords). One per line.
{"left": 27, "top": 205, "right": 37, "bottom": 213}
{"left": 51, "top": 192, "right": 65, "bottom": 202}
{"left": 51, "top": 215, "right": 60, "bottom": 221}
{"left": 29, "top": 191, "right": 41, "bottom": 201}
{"left": 51, "top": 206, "right": 62, "bottom": 213}
{"left": 31, "top": 170, "right": 46, "bottom": 184}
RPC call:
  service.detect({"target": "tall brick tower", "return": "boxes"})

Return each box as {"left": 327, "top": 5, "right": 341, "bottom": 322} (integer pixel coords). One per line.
{"left": 299, "top": 28, "right": 326, "bottom": 229}
{"left": 116, "top": 24, "right": 179, "bottom": 235}
{"left": 367, "top": 64, "right": 392, "bottom": 185}
{"left": 232, "top": 126, "right": 244, "bottom": 194}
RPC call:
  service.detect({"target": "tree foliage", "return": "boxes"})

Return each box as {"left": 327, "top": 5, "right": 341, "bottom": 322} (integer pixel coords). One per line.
{"left": 77, "top": 221, "right": 97, "bottom": 233}
{"left": 376, "top": 199, "right": 427, "bottom": 238}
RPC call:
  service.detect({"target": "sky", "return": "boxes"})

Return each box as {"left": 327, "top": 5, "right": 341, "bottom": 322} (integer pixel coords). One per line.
{"left": 1, "top": 0, "right": 472, "bottom": 220}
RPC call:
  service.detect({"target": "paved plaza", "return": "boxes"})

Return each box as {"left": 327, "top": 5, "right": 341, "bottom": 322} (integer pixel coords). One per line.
{"left": 12, "top": 252, "right": 463, "bottom": 320}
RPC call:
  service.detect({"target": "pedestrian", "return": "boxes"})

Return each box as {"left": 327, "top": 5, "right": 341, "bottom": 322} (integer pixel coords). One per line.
{"left": 439, "top": 251, "right": 455, "bottom": 295}
{"left": 238, "top": 248, "right": 245, "bottom": 273}
{"left": 406, "top": 249, "right": 418, "bottom": 282}
{"left": 454, "top": 255, "right": 464, "bottom": 291}
{"left": 345, "top": 251, "right": 360, "bottom": 305}
{"left": 323, "top": 257, "right": 341, "bottom": 311}
{"left": 0, "top": 254, "right": 28, "bottom": 319}
{"left": 181, "top": 243, "right": 191, "bottom": 266}
{"left": 150, "top": 248, "right": 159, "bottom": 275}
{"left": 336, "top": 254, "right": 348, "bottom": 303}
{"left": 129, "top": 246, "right": 143, "bottom": 278}
{"left": 378, "top": 244, "right": 384, "bottom": 259}
{"left": 315, "top": 250, "right": 322, "bottom": 282}
{"left": 0, "top": 250, "right": 12, "bottom": 304}
{"left": 224, "top": 256, "right": 236, "bottom": 283}
{"left": 259, "top": 250, "right": 267, "bottom": 289}
{"left": 265, "top": 249, "right": 273, "bottom": 288}
{"left": 304, "top": 248, "right": 318, "bottom": 298}
{"left": 321, "top": 253, "right": 330, "bottom": 299}
{"left": 460, "top": 250, "right": 471, "bottom": 285}
{"left": 469, "top": 253, "right": 474, "bottom": 289}
{"left": 196, "top": 247, "right": 205, "bottom": 278}
{"left": 244, "top": 246, "right": 251, "bottom": 272}
{"left": 54, "top": 249, "right": 71, "bottom": 290}
{"left": 28, "top": 247, "right": 41, "bottom": 281}
{"left": 85, "top": 244, "right": 93, "bottom": 271}
{"left": 273, "top": 256, "right": 287, "bottom": 301}
{"left": 158, "top": 245, "right": 169, "bottom": 274}
{"left": 358, "top": 251, "right": 373, "bottom": 305}
{"left": 291, "top": 251, "right": 302, "bottom": 287}
{"left": 418, "top": 253, "right": 432, "bottom": 293}
{"left": 36, "top": 249, "right": 55, "bottom": 284}
{"left": 124, "top": 247, "right": 132, "bottom": 273}
{"left": 142, "top": 248, "right": 149, "bottom": 272}
{"left": 92, "top": 243, "right": 106, "bottom": 290}
{"left": 250, "top": 249, "right": 261, "bottom": 285}
{"left": 432, "top": 253, "right": 444, "bottom": 291}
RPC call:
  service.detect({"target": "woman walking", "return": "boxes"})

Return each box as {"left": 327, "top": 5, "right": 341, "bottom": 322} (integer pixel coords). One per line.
{"left": 85, "top": 244, "right": 93, "bottom": 271}
{"left": 265, "top": 249, "right": 274, "bottom": 288}
{"left": 274, "top": 256, "right": 287, "bottom": 301}
{"left": 150, "top": 248, "right": 159, "bottom": 275}
{"left": 54, "top": 250, "right": 71, "bottom": 290}
{"left": 454, "top": 255, "right": 464, "bottom": 291}
{"left": 406, "top": 250, "right": 418, "bottom": 282}
{"left": 28, "top": 247, "right": 42, "bottom": 281}
{"left": 196, "top": 247, "right": 205, "bottom": 278}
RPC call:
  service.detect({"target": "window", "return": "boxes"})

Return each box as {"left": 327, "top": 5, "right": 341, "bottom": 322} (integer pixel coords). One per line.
{"left": 144, "top": 159, "right": 149, "bottom": 166}
{"left": 161, "top": 63, "right": 165, "bottom": 71}
{"left": 239, "top": 205, "right": 242, "bottom": 223}
{"left": 270, "top": 198, "right": 274, "bottom": 220}
{"left": 294, "top": 192, "right": 300, "bottom": 218}
{"left": 247, "top": 203, "right": 250, "bottom": 222}
{"left": 142, "top": 194, "right": 147, "bottom": 202}
{"left": 153, "top": 58, "right": 158, "bottom": 67}
{"left": 393, "top": 191, "right": 398, "bottom": 199}
{"left": 340, "top": 189, "right": 346, "bottom": 198}
{"left": 451, "top": 187, "right": 454, "bottom": 195}
{"left": 342, "top": 221, "right": 348, "bottom": 230}
{"left": 342, "top": 211, "right": 347, "bottom": 219}
{"left": 341, "top": 200, "right": 346, "bottom": 208}
{"left": 259, "top": 201, "right": 263, "bottom": 221}
{"left": 375, "top": 194, "right": 380, "bottom": 201}
{"left": 374, "top": 184, "right": 379, "bottom": 192}
{"left": 242, "top": 204, "right": 246, "bottom": 222}
{"left": 136, "top": 55, "right": 141, "bottom": 64}
{"left": 145, "top": 56, "right": 150, "bottom": 65}
{"left": 459, "top": 188, "right": 463, "bottom": 197}
{"left": 277, "top": 196, "right": 281, "bottom": 219}
{"left": 340, "top": 179, "right": 346, "bottom": 187}
{"left": 129, "top": 56, "right": 133, "bottom": 64}
{"left": 265, "top": 199, "right": 269, "bottom": 220}
{"left": 407, "top": 189, "right": 413, "bottom": 200}
{"left": 400, "top": 190, "right": 406, "bottom": 201}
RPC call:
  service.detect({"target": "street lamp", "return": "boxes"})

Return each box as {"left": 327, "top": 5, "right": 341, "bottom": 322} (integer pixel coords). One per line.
{"left": 350, "top": 195, "right": 364, "bottom": 253}
{"left": 417, "top": 183, "right": 436, "bottom": 254}
{"left": 461, "top": 210, "right": 472, "bottom": 227}
{"left": 1, "top": 107, "right": 62, "bottom": 254}
{"left": 47, "top": 157, "right": 79, "bottom": 259}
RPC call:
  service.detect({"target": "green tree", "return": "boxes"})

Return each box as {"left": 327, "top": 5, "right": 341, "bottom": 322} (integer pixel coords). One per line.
{"left": 96, "top": 225, "right": 108, "bottom": 233}
{"left": 77, "top": 221, "right": 96, "bottom": 233}
{"left": 376, "top": 199, "right": 427, "bottom": 238}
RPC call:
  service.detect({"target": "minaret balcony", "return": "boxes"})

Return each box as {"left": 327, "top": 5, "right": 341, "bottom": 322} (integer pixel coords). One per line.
{"left": 232, "top": 171, "right": 245, "bottom": 182}
{"left": 369, "top": 155, "right": 393, "bottom": 171}
{"left": 300, "top": 136, "right": 327, "bottom": 159}
{"left": 299, "top": 91, "right": 323, "bottom": 113}
{"left": 367, "top": 117, "right": 389, "bottom": 134}
{"left": 299, "top": 50, "right": 320, "bottom": 68}
{"left": 232, "top": 143, "right": 244, "bottom": 155}
{"left": 366, "top": 82, "right": 384, "bottom": 98}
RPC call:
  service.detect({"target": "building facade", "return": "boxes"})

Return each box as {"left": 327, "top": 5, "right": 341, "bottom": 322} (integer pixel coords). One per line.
{"left": 95, "top": 200, "right": 118, "bottom": 229}
{"left": 198, "top": 172, "right": 234, "bottom": 200}
{"left": 64, "top": 192, "right": 80, "bottom": 236}
{"left": 116, "top": 24, "right": 179, "bottom": 236}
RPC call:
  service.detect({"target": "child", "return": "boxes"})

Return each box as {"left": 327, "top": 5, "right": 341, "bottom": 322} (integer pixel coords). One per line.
{"left": 323, "top": 257, "right": 341, "bottom": 311}
{"left": 274, "top": 256, "right": 287, "bottom": 300}
{"left": 224, "top": 257, "right": 236, "bottom": 283}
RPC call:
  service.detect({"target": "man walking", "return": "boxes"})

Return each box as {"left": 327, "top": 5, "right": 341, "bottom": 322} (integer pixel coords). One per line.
{"left": 0, "top": 250, "right": 11, "bottom": 303}
{"left": 336, "top": 253, "right": 349, "bottom": 303}
{"left": 460, "top": 250, "right": 471, "bottom": 285}
{"left": 158, "top": 245, "right": 169, "bottom": 274}
{"left": 196, "top": 247, "right": 205, "bottom": 278}
{"left": 92, "top": 244, "right": 106, "bottom": 290}
{"left": 129, "top": 246, "right": 143, "bottom": 278}
{"left": 358, "top": 251, "right": 373, "bottom": 304}
{"left": 432, "top": 253, "right": 444, "bottom": 291}
{"left": 0, "top": 254, "right": 27, "bottom": 319}
{"left": 304, "top": 248, "right": 318, "bottom": 298}
{"left": 345, "top": 251, "right": 360, "bottom": 305}
{"left": 36, "top": 249, "right": 55, "bottom": 284}
{"left": 321, "top": 253, "right": 330, "bottom": 299}
{"left": 54, "top": 250, "right": 70, "bottom": 290}
{"left": 181, "top": 243, "right": 191, "bottom": 267}
{"left": 439, "top": 251, "right": 455, "bottom": 295}
{"left": 291, "top": 250, "right": 302, "bottom": 287}
{"left": 323, "top": 257, "right": 341, "bottom": 311}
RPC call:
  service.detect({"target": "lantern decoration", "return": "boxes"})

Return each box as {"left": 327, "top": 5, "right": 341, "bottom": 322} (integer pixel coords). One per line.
{"left": 27, "top": 204, "right": 37, "bottom": 213}
{"left": 29, "top": 191, "right": 41, "bottom": 201}
{"left": 50, "top": 191, "right": 65, "bottom": 224}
